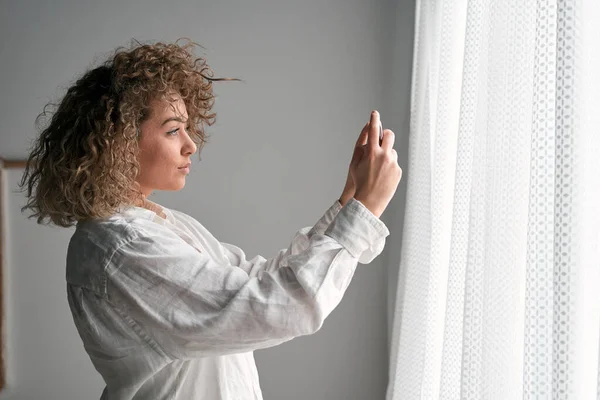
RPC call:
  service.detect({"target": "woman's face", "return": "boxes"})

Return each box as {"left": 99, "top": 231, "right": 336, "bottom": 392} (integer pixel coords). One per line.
{"left": 136, "top": 93, "right": 197, "bottom": 197}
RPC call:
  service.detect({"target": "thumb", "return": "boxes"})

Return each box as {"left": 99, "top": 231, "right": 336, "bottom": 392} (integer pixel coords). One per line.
{"left": 350, "top": 144, "right": 366, "bottom": 168}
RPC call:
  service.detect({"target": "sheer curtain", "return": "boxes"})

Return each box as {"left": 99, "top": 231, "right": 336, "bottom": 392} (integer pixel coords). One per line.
{"left": 386, "top": 0, "right": 600, "bottom": 399}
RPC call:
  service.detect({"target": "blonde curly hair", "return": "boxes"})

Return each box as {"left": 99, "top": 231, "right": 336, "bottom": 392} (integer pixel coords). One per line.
{"left": 18, "top": 38, "right": 241, "bottom": 228}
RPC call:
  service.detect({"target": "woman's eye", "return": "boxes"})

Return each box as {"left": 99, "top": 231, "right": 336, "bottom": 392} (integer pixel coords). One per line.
{"left": 167, "top": 126, "right": 191, "bottom": 136}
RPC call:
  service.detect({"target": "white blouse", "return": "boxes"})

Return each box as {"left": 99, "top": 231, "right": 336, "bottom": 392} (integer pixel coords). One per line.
{"left": 66, "top": 197, "right": 390, "bottom": 399}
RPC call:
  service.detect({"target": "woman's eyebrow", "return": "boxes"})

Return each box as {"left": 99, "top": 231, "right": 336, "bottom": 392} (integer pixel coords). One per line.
{"left": 161, "top": 116, "right": 188, "bottom": 126}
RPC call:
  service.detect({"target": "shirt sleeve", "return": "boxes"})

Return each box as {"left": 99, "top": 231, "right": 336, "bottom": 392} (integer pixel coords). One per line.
{"left": 220, "top": 199, "right": 386, "bottom": 278}
{"left": 106, "top": 197, "right": 390, "bottom": 360}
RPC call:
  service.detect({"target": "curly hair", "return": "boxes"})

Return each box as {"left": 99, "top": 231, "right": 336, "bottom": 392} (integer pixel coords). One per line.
{"left": 18, "top": 38, "right": 241, "bottom": 228}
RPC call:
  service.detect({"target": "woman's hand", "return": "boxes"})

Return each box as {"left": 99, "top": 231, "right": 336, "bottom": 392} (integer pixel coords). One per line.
{"left": 352, "top": 110, "right": 402, "bottom": 218}
{"left": 338, "top": 120, "right": 370, "bottom": 207}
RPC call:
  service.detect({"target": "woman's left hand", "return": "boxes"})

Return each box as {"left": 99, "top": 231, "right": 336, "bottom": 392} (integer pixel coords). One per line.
{"left": 339, "top": 120, "right": 370, "bottom": 207}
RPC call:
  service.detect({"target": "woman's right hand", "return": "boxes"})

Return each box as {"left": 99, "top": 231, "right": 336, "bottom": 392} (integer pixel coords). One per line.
{"left": 350, "top": 110, "right": 402, "bottom": 218}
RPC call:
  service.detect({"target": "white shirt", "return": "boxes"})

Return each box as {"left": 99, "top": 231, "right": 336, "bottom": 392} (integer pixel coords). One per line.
{"left": 66, "top": 197, "right": 390, "bottom": 399}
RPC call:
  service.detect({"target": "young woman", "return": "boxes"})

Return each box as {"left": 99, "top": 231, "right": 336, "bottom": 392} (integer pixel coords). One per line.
{"left": 19, "top": 39, "right": 401, "bottom": 400}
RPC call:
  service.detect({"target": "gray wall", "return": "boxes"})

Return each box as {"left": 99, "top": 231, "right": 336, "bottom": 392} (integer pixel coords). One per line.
{"left": 0, "top": 0, "right": 414, "bottom": 399}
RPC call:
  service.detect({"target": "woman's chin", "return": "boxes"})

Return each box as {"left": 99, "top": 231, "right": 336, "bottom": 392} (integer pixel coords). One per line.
{"left": 157, "top": 180, "right": 187, "bottom": 192}
{"left": 174, "top": 177, "right": 187, "bottom": 190}
{"left": 170, "top": 181, "right": 186, "bottom": 191}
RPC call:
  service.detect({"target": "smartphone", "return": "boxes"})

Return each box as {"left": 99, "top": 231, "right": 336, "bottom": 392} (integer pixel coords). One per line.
{"left": 379, "top": 122, "right": 383, "bottom": 145}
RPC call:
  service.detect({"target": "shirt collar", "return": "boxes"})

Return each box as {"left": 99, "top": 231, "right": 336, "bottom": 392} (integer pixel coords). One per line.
{"left": 117, "top": 202, "right": 175, "bottom": 225}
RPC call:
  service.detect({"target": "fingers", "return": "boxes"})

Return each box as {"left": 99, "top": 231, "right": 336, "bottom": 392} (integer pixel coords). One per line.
{"left": 381, "top": 128, "right": 395, "bottom": 151}
{"left": 360, "top": 111, "right": 395, "bottom": 155}
{"left": 368, "top": 111, "right": 380, "bottom": 151}
{"left": 350, "top": 143, "right": 364, "bottom": 167}
{"left": 356, "top": 121, "right": 369, "bottom": 147}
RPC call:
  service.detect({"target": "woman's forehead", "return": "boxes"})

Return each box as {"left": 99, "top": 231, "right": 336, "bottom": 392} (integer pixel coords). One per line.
{"left": 150, "top": 95, "right": 188, "bottom": 120}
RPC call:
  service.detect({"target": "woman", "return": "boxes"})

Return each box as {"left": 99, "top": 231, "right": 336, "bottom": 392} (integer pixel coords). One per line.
{"left": 19, "top": 39, "right": 401, "bottom": 400}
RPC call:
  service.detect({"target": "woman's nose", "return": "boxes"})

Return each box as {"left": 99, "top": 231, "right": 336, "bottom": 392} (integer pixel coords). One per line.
{"left": 183, "top": 138, "right": 197, "bottom": 156}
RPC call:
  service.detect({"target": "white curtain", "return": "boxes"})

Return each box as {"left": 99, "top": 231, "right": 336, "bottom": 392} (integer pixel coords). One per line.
{"left": 386, "top": 0, "right": 600, "bottom": 399}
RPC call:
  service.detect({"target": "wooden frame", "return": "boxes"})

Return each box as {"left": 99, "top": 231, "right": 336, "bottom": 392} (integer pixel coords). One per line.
{"left": 0, "top": 158, "right": 27, "bottom": 391}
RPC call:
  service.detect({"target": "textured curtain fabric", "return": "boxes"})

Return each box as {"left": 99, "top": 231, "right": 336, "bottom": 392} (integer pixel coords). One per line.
{"left": 386, "top": 0, "right": 600, "bottom": 399}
